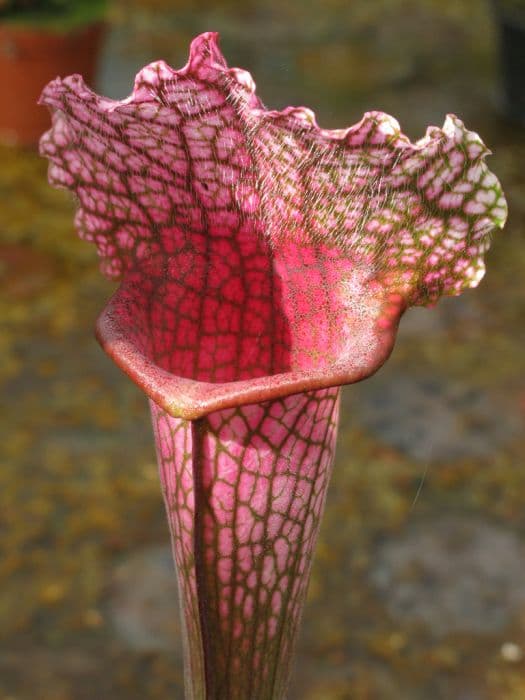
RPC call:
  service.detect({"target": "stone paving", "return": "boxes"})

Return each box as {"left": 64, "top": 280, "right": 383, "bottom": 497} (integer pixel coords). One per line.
{"left": 370, "top": 516, "right": 525, "bottom": 638}
{"left": 1, "top": 1, "right": 525, "bottom": 698}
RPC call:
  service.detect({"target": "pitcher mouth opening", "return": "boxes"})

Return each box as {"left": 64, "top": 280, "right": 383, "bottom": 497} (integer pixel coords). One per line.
{"left": 95, "top": 250, "right": 404, "bottom": 420}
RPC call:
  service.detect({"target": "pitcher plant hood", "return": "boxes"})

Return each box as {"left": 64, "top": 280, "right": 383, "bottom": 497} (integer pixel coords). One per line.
{"left": 38, "top": 31, "right": 506, "bottom": 419}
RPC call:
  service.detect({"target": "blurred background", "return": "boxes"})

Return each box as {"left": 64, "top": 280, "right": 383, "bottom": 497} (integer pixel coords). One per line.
{"left": 1, "top": 0, "right": 525, "bottom": 698}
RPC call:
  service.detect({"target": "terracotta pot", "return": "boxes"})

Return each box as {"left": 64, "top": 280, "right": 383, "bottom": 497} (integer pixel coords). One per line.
{"left": 0, "top": 21, "right": 105, "bottom": 146}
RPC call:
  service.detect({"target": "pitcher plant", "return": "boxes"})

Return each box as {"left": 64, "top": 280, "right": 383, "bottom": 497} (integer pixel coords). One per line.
{"left": 39, "top": 32, "right": 507, "bottom": 699}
